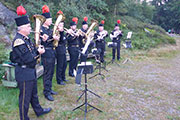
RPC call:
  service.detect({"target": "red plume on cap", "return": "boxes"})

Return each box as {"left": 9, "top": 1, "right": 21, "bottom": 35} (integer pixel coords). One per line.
{"left": 83, "top": 16, "right": 88, "bottom": 22}
{"left": 16, "top": 6, "right": 26, "bottom": 16}
{"left": 101, "top": 20, "right": 105, "bottom": 24}
{"left": 72, "top": 17, "right": 78, "bottom": 24}
{"left": 57, "top": 10, "right": 63, "bottom": 14}
{"left": 42, "top": 5, "right": 49, "bottom": 13}
{"left": 72, "top": 17, "right": 76, "bottom": 22}
{"left": 117, "top": 19, "right": 121, "bottom": 24}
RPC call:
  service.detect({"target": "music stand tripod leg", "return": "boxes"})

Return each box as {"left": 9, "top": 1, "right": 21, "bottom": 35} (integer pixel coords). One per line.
{"left": 128, "top": 58, "right": 134, "bottom": 64}
{"left": 73, "top": 102, "right": 85, "bottom": 111}
{"left": 122, "top": 58, "right": 128, "bottom": 64}
{"left": 89, "top": 73, "right": 99, "bottom": 79}
{"left": 88, "top": 103, "right": 102, "bottom": 112}
{"left": 114, "top": 61, "right": 121, "bottom": 66}
{"left": 87, "top": 89, "right": 101, "bottom": 98}
{"left": 77, "top": 90, "right": 85, "bottom": 102}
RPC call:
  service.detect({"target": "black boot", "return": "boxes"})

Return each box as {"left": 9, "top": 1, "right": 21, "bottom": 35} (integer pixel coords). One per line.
{"left": 51, "top": 90, "right": 58, "bottom": 95}
{"left": 58, "top": 81, "right": 66, "bottom": 85}
{"left": 63, "top": 79, "right": 69, "bottom": 82}
{"left": 37, "top": 108, "right": 52, "bottom": 117}
{"left": 45, "top": 95, "right": 54, "bottom": 101}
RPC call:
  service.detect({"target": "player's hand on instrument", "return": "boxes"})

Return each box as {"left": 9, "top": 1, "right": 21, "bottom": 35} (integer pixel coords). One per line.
{"left": 67, "top": 29, "right": 74, "bottom": 36}
{"left": 38, "top": 45, "right": 45, "bottom": 54}
{"left": 97, "top": 35, "right": 101, "bottom": 40}
{"left": 53, "top": 35, "right": 60, "bottom": 41}
{"left": 104, "top": 30, "right": 108, "bottom": 35}
{"left": 41, "top": 34, "right": 49, "bottom": 41}
{"left": 75, "top": 32, "right": 79, "bottom": 37}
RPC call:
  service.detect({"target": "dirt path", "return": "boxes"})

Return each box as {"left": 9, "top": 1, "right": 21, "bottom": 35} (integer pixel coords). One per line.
{"left": 93, "top": 35, "right": 180, "bottom": 120}
{"left": 27, "top": 35, "right": 180, "bottom": 120}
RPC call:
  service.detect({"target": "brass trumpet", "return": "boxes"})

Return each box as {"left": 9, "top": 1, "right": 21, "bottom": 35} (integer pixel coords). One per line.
{"left": 77, "top": 29, "right": 87, "bottom": 37}
{"left": 64, "top": 28, "right": 86, "bottom": 38}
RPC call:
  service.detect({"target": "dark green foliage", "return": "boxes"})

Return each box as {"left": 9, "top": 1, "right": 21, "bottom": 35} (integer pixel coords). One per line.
{"left": 152, "top": 0, "right": 180, "bottom": 33}
{"left": 1, "top": 0, "right": 176, "bottom": 50}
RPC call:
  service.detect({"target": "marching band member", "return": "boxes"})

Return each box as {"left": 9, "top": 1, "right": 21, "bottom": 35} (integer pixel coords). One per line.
{"left": 40, "top": 5, "right": 58, "bottom": 101}
{"left": 79, "top": 16, "right": 89, "bottom": 62}
{"left": 56, "top": 10, "right": 68, "bottom": 85}
{"left": 79, "top": 16, "right": 88, "bottom": 49}
{"left": 66, "top": 17, "right": 79, "bottom": 77}
{"left": 10, "top": 6, "right": 51, "bottom": 120}
{"left": 110, "top": 19, "right": 123, "bottom": 61}
{"left": 94, "top": 20, "right": 108, "bottom": 63}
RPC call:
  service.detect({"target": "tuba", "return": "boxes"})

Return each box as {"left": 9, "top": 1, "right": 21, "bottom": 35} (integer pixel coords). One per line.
{"left": 82, "top": 19, "right": 98, "bottom": 44}
{"left": 53, "top": 11, "right": 65, "bottom": 48}
{"left": 33, "top": 14, "right": 46, "bottom": 63}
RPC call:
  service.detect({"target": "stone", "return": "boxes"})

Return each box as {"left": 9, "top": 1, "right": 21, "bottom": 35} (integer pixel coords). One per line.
{"left": 0, "top": 2, "right": 17, "bottom": 26}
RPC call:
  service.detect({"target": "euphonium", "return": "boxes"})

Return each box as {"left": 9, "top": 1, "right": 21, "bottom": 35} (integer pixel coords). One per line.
{"left": 33, "top": 14, "right": 46, "bottom": 63}
{"left": 81, "top": 19, "right": 98, "bottom": 54}
{"left": 33, "top": 14, "right": 46, "bottom": 47}
{"left": 82, "top": 19, "right": 98, "bottom": 44}
{"left": 53, "top": 11, "right": 65, "bottom": 48}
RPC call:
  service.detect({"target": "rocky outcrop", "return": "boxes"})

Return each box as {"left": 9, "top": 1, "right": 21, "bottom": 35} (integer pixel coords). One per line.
{"left": 0, "top": 2, "right": 17, "bottom": 47}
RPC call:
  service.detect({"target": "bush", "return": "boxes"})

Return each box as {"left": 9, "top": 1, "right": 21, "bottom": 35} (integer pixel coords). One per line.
{"left": 131, "top": 30, "right": 175, "bottom": 50}
{"left": 0, "top": 0, "right": 176, "bottom": 51}
{"left": 114, "top": 16, "right": 176, "bottom": 50}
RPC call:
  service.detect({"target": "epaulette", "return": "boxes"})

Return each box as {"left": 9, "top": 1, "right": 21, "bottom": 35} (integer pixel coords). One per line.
{"left": 13, "top": 39, "right": 25, "bottom": 47}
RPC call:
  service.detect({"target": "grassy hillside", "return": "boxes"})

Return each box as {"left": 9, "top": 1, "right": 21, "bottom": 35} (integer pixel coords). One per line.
{"left": 1, "top": 0, "right": 175, "bottom": 51}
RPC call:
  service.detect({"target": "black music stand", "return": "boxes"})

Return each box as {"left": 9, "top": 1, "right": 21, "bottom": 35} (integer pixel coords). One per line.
{"left": 122, "top": 32, "right": 134, "bottom": 64}
{"left": 122, "top": 40, "right": 134, "bottom": 64}
{"left": 73, "top": 55, "right": 102, "bottom": 120}
{"left": 89, "top": 53, "right": 108, "bottom": 81}
{"left": 107, "top": 42, "right": 120, "bottom": 67}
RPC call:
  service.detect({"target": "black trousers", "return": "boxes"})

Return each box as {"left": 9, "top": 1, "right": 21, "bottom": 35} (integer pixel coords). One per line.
{"left": 96, "top": 43, "right": 105, "bottom": 63}
{"left": 42, "top": 57, "right": 55, "bottom": 96}
{"left": 56, "top": 53, "right": 67, "bottom": 83}
{"left": 112, "top": 41, "right": 121, "bottom": 60}
{"left": 76, "top": 53, "right": 88, "bottom": 85}
{"left": 18, "top": 80, "right": 43, "bottom": 120}
{"left": 68, "top": 46, "right": 79, "bottom": 76}
{"left": 80, "top": 50, "right": 88, "bottom": 63}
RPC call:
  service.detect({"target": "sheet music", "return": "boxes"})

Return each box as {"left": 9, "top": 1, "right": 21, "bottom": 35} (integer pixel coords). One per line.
{"left": 78, "top": 62, "right": 92, "bottom": 66}
{"left": 108, "top": 42, "right": 113, "bottom": 46}
{"left": 127, "top": 32, "right": 132, "bottom": 39}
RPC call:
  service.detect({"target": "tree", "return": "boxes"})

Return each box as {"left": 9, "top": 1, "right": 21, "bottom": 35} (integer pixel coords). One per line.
{"left": 152, "top": 0, "right": 180, "bottom": 33}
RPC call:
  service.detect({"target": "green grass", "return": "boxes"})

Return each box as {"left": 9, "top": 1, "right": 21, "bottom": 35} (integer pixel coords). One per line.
{"left": 0, "top": 36, "right": 179, "bottom": 119}
{"left": 166, "top": 115, "right": 180, "bottom": 120}
{"left": 0, "top": 85, "right": 19, "bottom": 120}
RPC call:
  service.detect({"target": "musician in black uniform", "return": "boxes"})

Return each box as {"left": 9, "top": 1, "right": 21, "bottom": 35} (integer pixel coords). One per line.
{"left": 56, "top": 19, "right": 68, "bottom": 85}
{"left": 79, "top": 17, "right": 89, "bottom": 62}
{"left": 110, "top": 20, "right": 123, "bottom": 61}
{"left": 94, "top": 20, "right": 108, "bottom": 63}
{"left": 10, "top": 6, "right": 51, "bottom": 120}
{"left": 66, "top": 17, "right": 79, "bottom": 77}
{"left": 40, "top": 5, "right": 58, "bottom": 101}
